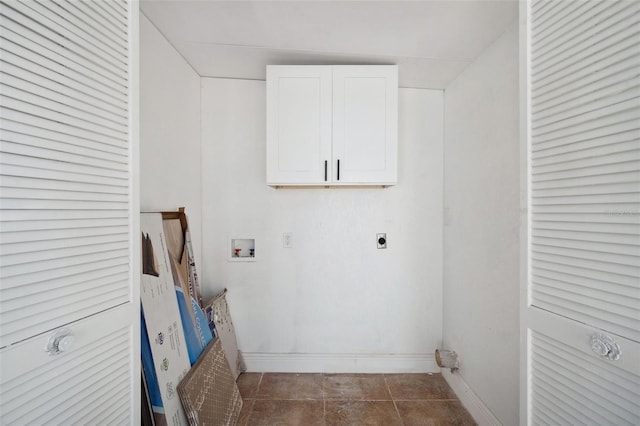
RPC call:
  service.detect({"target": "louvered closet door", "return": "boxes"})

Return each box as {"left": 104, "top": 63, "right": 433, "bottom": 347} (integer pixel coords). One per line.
{"left": 522, "top": 1, "right": 640, "bottom": 425}
{"left": 0, "top": 0, "right": 139, "bottom": 423}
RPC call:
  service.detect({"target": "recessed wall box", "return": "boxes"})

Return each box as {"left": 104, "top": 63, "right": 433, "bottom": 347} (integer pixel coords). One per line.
{"left": 229, "top": 238, "right": 256, "bottom": 262}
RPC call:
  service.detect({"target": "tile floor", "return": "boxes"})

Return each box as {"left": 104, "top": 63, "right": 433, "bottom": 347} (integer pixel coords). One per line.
{"left": 236, "top": 373, "right": 476, "bottom": 426}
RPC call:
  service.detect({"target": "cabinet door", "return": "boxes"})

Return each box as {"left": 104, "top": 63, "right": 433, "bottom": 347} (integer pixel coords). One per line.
{"left": 267, "top": 66, "right": 332, "bottom": 185}
{"left": 332, "top": 66, "right": 398, "bottom": 185}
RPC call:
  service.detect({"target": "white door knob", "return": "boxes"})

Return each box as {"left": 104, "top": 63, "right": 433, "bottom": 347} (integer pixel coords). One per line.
{"left": 590, "top": 334, "right": 621, "bottom": 361}
{"left": 45, "top": 329, "right": 75, "bottom": 355}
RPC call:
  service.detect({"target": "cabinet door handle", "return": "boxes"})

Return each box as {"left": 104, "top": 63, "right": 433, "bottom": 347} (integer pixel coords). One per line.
{"left": 324, "top": 160, "right": 328, "bottom": 181}
{"left": 337, "top": 159, "right": 340, "bottom": 181}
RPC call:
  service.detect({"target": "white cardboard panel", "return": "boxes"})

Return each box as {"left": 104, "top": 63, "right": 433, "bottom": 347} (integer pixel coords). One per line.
{"left": 140, "top": 213, "right": 190, "bottom": 426}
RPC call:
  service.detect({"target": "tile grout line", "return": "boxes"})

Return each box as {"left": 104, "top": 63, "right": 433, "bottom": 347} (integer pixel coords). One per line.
{"left": 244, "top": 372, "right": 264, "bottom": 425}
{"left": 322, "top": 373, "right": 326, "bottom": 426}
{"left": 244, "top": 399, "right": 255, "bottom": 426}
{"left": 252, "top": 372, "right": 264, "bottom": 399}
{"left": 385, "top": 374, "right": 405, "bottom": 426}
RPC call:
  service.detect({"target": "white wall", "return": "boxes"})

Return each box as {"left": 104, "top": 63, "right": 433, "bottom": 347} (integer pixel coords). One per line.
{"left": 442, "top": 23, "right": 520, "bottom": 425}
{"left": 201, "top": 78, "right": 444, "bottom": 372}
{"left": 140, "top": 14, "right": 202, "bottom": 268}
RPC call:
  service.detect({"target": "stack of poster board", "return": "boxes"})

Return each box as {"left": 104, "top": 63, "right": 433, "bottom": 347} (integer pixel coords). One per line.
{"left": 141, "top": 209, "right": 243, "bottom": 425}
{"left": 141, "top": 210, "right": 213, "bottom": 424}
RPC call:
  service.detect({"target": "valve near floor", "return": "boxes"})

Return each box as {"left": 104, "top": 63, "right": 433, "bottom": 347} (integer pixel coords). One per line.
{"left": 435, "top": 348, "right": 459, "bottom": 372}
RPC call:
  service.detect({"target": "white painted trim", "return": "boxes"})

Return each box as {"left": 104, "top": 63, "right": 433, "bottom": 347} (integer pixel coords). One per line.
{"left": 241, "top": 352, "right": 438, "bottom": 373}
{"left": 442, "top": 369, "right": 502, "bottom": 426}
{"left": 519, "top": 2, "right": 531, "bottom": 425}
{"left": 128, "top": 1, "right": 141, "bottom": 423}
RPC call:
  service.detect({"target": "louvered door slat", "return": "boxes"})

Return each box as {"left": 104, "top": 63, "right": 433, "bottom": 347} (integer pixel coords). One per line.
{"left": 0, "top": 216, "right": 128, "bottom": 232}
{"left": 1, "top": 95, "right": 127, "bottom": 139}
{"left": 532, "top": 99, "right": 640, "bottom": 138}
{"left": 105, "top": 0, "right": 127, "bottom": 17}
{"left": 0, "top": 208, "right": 129, "bottom": 222}
{"left": 1, "top": 186, "right": 129, "bottom": 204}
{"left": 1, "top": 175, "right": 128, "bottom": 197}
{"left": 1, "top": 250, "right": 128, "bottom": 287}
{"left": 0, "top": 41, "right": 126, "bottom": 111}
{"left": 533, "top": 227, "right": 639, "bottom": 245}
{"left": 533, "top": 139, "right": 640, "bottom": 165}
{"left": 533, "top": 1, "right": 629, "bottom": 56}
{"left": 532, "top": 118, "right": 639, "bottom": 151}
{"left": 534, "top": 236, "right": 638, "bottom": 257}
{"left": 533, "top": 63, "right": 640, "bottom": 114}
{"left": 1, "top": 109, "right": 127, "bottom": 149}
{"left": 2, "top": 73, "right": 128, "bottom": 130}
{"left": 532, "top": 251, "right": 638, "bottom": 279}
{"left": 89, "top": 0, "right": 127, "bottom": 27}
{"left": 1, "top": 149, "right": 127, "bottom": 179}
{"left": 51, "top": 0, "right": 128, "bottom": 51}
{"left": 2, "top": 269, "right": 128, "bottom": 308}
{"left": 1, "top": 265, "right": 130, "bottom": 301}
{"left": 531, "top": 0, "right": 587, "bottom": 37}
{"left": 40, "top": 0, "right": 128, "bottom": 58}
{"left": 2, "top": 1, "right": 128, "bottom": 80}
{"left": 0, "top": 11, "right": 126, "bottom": 96}
{"left": 533, "top": 85, "right": 640, "bottom": 129}
{"left": 533, "top": 273, "right": 637, "bottom": 308}
{"left": 533, "top": 24, "right": 640, "bottom": 85}
{"left": 2, "top": 127, "right": 128, "bottom": 164}
{"left": 532, "top": 172, "right": 639, "bottom": 192}
{"left": 0, "top": 127, "right": 127, "bottom": 162}
{"left": 2, "top": 142, "right": 127, "bottom": 175}
{"left": 533, "top": 220, "right": 639, "bottom": 235}
{"left": 533, "top": 159, "right": 640, "bottom": 184}
{"left": 534, "top": 182, "right": 639, "bottom": 200}
{"left": 531, "top": 161, "right": 639, "bottom": 183}
{"left": 1, "top": 222, "right": 128, "bottom": 244}
{"left": 1, "top": 119, "right": 128, "bottom": 157}
{"left": 533, "top": 39, "right": 638, "bottom": 97}
{"left": 1, "top": 247, "right": 128, "bottom": 278}
{"left": 532, "top": 258, "right": 637, "bottom": 289}
{"left": 532, "top": 2, "right": 637, "bottom": 71}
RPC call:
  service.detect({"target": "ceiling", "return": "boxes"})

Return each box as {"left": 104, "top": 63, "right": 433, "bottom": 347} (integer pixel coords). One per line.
{"left": 140, "top": 0, "right": 518, "bottom": 89}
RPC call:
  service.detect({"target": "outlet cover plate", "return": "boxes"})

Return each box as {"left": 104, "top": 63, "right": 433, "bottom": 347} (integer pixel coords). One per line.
{"left": 377, "top": 233, "right": 387, "bottom": 249}
{"left": 283, "top": 232, "right": 293, "bottom": 248}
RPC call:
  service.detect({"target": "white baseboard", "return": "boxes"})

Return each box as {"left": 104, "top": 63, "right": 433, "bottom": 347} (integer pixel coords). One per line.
{"left": 241, "top": 352, "right": 438, "bottom": 374}
{"left": 442, "top": 369, "right": 502, "bottom": 426}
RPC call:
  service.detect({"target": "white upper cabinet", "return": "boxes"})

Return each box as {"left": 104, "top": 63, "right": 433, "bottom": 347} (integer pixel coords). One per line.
{"left": 267, "top": 65, "right": 398, "bottom": 186}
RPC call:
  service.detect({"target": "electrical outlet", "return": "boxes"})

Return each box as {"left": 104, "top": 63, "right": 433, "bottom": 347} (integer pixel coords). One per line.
{"left": 377, "top": 233, "right": 387, "bottom": 249}
{"left": 283, "top": 232, "right": 293, "bottom": 248}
